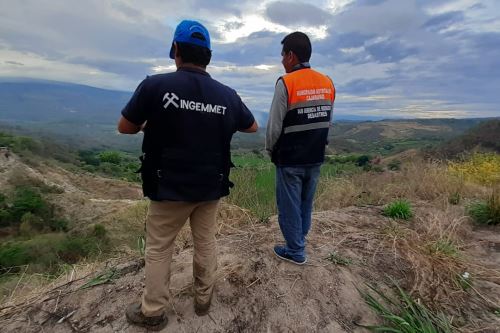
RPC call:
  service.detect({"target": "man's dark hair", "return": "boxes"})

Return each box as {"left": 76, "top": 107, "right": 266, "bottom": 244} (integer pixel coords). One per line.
{"left": 281, "top": 32, "right": 312, "bottom": 63}
{"left": 176, "top": 35, "right": 212, "bottom": 67}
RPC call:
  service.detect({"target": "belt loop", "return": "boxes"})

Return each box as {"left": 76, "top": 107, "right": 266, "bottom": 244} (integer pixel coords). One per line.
{"left": 156, "top": 170, "right": 162, "bottom": 178}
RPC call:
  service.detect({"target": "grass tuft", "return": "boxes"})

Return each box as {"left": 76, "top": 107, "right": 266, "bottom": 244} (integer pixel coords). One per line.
{"left": 467, "top": 190, "right": 500, "bottom": 225}
{"left": 359, "top": 279, "right": 454, "bottom": 333}
{"left": 325, "top": 251, "right": 352, "bottom": 266}
{"left": 383, "top": 200, "right": 413, "bottom": 220}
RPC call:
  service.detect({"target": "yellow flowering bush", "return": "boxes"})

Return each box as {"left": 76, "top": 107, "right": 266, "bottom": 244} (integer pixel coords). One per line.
{"left": 448, "top": 153, "right": 500, "bottom": 185}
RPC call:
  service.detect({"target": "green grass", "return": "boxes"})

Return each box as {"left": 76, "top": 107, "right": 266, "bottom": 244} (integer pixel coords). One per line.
{"left": 467, "top": 192, "right": 500, "bottom": 225}
{"left": 427, "top": 239, "right": 459, "bottom": 258}
{"left": 383, "top": 200, "right": 413, "bottom": 220}
{"left": 325, "top": 251, "right": 352, "bottom": 266}
{"left": 359, "top": 280, "right": 453, "bottom": 333}
{"left": 228, "top": 154, "right": 361, "bottom": 221}
{"left": 228, "top": 165, "right": 276, "bottom": 222}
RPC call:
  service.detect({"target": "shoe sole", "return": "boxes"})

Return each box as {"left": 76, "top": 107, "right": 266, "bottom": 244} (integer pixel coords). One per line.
{"left": 126, "top": 312, "right": 168, "bottom": 331}
{"left": 273, "top": 249, "right": 307, "bottom": 265}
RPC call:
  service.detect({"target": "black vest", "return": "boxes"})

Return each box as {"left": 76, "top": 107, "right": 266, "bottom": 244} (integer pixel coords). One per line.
{"left": 138, "top": 68, "right": 242, "bottom": 201}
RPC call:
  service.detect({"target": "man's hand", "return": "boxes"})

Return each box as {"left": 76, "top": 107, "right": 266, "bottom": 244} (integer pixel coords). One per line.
{"left": 239, "top": 121, "right": 258, "bottom": 133}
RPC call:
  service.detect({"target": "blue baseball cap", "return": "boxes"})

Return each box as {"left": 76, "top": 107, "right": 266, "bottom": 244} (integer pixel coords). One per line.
{"left": 169, "top": 20, "right": 211, "bottom": 59}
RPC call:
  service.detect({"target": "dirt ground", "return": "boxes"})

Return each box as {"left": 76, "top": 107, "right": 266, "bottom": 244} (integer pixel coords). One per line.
{"left": 1, "top": 206, "right": 499, "bottom": 333}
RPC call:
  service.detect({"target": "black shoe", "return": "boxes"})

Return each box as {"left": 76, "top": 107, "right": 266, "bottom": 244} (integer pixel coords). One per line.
{"left": 126, "top": 302, "right": 168, "bottom": 331}
{"left": 273, "top": 245, "right": 307, "bottom": 265}
{"left": 194, "top": 291, "right": 213, "bottom": 316}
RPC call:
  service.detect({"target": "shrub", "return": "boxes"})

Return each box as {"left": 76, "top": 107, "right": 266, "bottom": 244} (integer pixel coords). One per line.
{"left": 0, "top": 241, "right": 31, "bottom": 271}
{"left": 18, "top": 220, "right": 34, "bottom": 237}
{"left": 356, "top": 155, "right": 371, "bottom": 167}
{"left": 0, "top": 208, "right": 12, "bottom": 228}
{"left": 49, "top": 218, "right": 69, "bottom": 232}
{"left": 92, "top": 224, "right": 107, "bottom": 238}
{"left": 98, "top": 151, "right": 122, "bottom": 165}
{"left": 20, "top": 212, "right": 44, "bottom": 231}
{"left": 427, "top": 239, "right": 459, "bottom": 258}
{"left": 448, "top": 192, "right": 461, "bottom": 205}
{"left": 448, "top": 153, "right": 500, "bottom": 185}
{"left": 10, "top": 187, "right": 49, "bottom": 221}
{"left": 0, "top": 233, "right": 107, "bottom": 274}
{"left": 468, "top": 191, "right": 500, "bottom": 225}
{"left": 388, "top": 159, "right": 402, "bottom": 171}
{"left": 383, "top": 199, "right": 413, "bottom": 220}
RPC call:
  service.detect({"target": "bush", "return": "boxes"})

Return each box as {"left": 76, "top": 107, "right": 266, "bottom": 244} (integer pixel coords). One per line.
{"left": 98, "top": 151, "right": 122, "bottom": 165}
{"left": 49, "top": 218, "right": 69, "bottom": 232}
{"left": 20, "top": 212, "right": 44, "bottom": 231}
{"left": 468, "top": 191, "right": 500, "bottom": 225}
{"left": 448, "top": 153, "right": 500, "bottom": 185}
{"left": 388, "top": 159, "right": 402, "bottom": 171}
{"left": 383, "top": 199, "right": 413, "bottom": 220}
{"left": 0, "top": 208, "right": 12, "bottom": 228}
{"left": 356, "top": 155, "right": 371, "bottom": 167}
{"left": 0, "top": 233, "right": 107, "bottom": 274}
{"left": 92, "top": 224, "right": 107, "bottom": 238}
{"left": 10, "top": 187, "right": 49, "bottom": 221}
{"left": 448, "top": 192, "right": 461, "bottom": 205}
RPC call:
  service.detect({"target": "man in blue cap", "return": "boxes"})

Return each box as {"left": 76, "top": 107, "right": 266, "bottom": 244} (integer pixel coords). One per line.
{"left": 118, "top": 20, "right": 258, "bottom": 331}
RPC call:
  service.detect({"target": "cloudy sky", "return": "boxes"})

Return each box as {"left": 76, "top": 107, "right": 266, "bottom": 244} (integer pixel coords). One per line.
{"left": 1, "top": 0, "right": 499, "bottom": 119}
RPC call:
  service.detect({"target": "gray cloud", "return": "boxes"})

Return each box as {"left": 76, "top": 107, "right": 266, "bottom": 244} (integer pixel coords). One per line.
{"left": 1, "top": 0, "right": 499, "bottom": 118}
{"left": 422, "top": 11, "right": 464, "bottom": 31}
{"left": 5, "top": 61, "right": 24, "bottom": 66}
{"left": 265, "top": 1, "right": 332, "bottom": 26}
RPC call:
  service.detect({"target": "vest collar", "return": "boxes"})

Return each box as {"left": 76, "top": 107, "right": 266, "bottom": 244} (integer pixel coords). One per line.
{"left": 291, "top": 62, "right": 311, "bottom": 72}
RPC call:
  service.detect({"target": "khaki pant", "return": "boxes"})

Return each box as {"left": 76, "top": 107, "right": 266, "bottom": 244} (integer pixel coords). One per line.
{"left": 141, "top": 199, "right": 220, "bottom": 316}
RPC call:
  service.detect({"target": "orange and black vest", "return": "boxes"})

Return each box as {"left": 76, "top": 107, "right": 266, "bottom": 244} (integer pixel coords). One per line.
{"left": 272, "top": 66, "right": 335, "bottom": 166}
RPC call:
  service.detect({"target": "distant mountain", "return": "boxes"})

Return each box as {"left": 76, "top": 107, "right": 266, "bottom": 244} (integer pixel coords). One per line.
{"left": 0, "top": 79, "right": 496, "bottom": 154}
{"left": 0, "top": 80, "right": 131, "bottom": 124}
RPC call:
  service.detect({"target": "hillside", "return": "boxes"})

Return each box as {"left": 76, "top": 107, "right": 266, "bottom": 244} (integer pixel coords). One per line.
{"left": 0, "top": 141, "right": 499, "bottom": 332}
{"left": 327, "top": 118, "right": 493, "bottom": 155}
{"left": 432, "top": 119, "right": 500, "bottom": 158}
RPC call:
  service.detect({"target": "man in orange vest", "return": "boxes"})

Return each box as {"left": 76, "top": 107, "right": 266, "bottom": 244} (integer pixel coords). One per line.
{"left": 266, "top": 32, "right": 335, "bottom": 264}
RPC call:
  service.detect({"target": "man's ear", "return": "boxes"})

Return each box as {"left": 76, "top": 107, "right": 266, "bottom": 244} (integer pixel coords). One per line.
{"left": 174, "top": 42, "right": 180, "bottom": 58}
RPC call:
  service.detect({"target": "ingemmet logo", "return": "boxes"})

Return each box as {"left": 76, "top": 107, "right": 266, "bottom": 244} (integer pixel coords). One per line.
{"left": 162, "top": 92, "right": 226, "bottom": 115}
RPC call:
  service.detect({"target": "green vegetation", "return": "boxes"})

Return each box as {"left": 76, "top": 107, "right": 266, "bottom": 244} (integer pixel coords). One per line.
{"left": 0, "top": 186, "right": 63, "bottom": 230}
{"left": 467, "top": 192, "right": 500, "bottom": 225}
{"left": 325, "top": 251, "right": 352, "bottom": 266}
{"left": 383, "top": 200, "right": 413, "bottom": 220}
{"left": 78, "top": 149, "right": 140, "bottom": 182}
{"left": 359, "top": 281, "right": 453, "bottom": 333}
{"left": 0, "top": 183, "right": 108, "bottom": 276}
{"left": 0, "top": 231, "right": 109, "bottom": 275}
{"left": 0, "top": 132, "right": 41, "bottom": 153}
{"left": 228, "top": 152, "right": 370, "bottom": 221}
{"left": 79, "top": 268, "right": 119, "bottom": 290}
{"left": 388, "top": 159, "right": 402, "bottom": 171}
{"left": 427, "top": 239, "right": 459, "bottom": 258}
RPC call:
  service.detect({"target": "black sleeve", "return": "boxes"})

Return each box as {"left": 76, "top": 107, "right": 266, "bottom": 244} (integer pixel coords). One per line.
{"left": 236, "top": 95, "right": 255, "bottom": 130}
{"left": 121, "top": 77, "right": 150, "bottom": 125}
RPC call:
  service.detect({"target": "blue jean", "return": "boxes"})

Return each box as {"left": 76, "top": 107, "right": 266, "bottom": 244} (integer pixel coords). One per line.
{"left": 276, "top": 164, "right": 321, "bottom": 261}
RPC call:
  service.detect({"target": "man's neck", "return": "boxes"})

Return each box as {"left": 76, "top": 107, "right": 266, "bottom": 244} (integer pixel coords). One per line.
{"left": 177, "top": 63, "right": 207, "bottom": 71}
